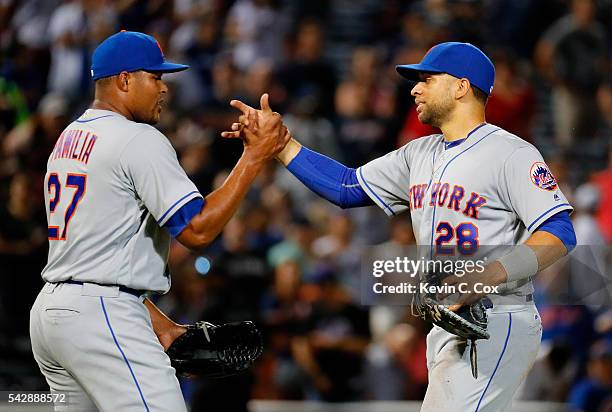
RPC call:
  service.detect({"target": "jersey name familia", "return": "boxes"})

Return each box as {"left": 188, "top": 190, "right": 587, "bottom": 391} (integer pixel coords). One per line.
{"left": 356, "top": 123, "right": 573, "bottom": 294}
{"left": 41, "top": 109, "right": 202, "bottom": 293}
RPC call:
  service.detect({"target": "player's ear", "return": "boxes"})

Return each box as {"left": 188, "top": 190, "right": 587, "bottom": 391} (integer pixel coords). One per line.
{"left": 455, "top": 78, "right": 471, "bottom": 100}
{"left": 116, "top": 71, "right": 130, "bottom": 92}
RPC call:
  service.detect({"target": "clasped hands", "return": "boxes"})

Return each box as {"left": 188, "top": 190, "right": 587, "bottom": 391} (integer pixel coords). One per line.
{"left": 221, "top": 93, "right": 290, "bottom": 162}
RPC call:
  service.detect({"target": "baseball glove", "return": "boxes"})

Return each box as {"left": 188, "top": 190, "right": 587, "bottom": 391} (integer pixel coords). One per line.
{"left": 412, "top": 281, "right": 490, "bottom": 378}
{"left": 167, "top": 320, "right": 263, "bottom": 378}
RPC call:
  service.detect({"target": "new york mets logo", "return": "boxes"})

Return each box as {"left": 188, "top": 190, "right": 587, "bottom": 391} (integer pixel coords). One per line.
{"left": 530, "top": 162, "right": 558, "bottom": 191}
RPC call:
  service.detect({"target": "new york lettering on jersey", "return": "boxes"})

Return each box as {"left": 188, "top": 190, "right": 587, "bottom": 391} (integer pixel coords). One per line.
{"left": 409, "top": 182, "right": 487, "bottom": 219}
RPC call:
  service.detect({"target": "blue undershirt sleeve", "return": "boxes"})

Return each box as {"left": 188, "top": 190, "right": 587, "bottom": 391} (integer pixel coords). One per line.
{"left": 286, "top": 146, "right": 373, "bottom": 208}
{"left": 163, "top": 197, "right": 205, "bottom": 237}
{"left": 535, "top": 210, "right": 576, "bottom": 252}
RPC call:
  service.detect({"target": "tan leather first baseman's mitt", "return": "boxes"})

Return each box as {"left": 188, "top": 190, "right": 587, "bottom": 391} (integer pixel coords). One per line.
{"left": 167, "top": 321, "right": 263, "bottom": 378}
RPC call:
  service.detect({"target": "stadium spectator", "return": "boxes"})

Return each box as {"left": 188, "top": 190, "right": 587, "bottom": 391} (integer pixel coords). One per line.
{"left": 276, "top": 18, "right": 337, "bottom": 118}
{"left": 485, "top": 52, "right": 535, "bottom": 141}
{"left": 592, "top": 147, "right": 612, "bottom": 243}
{"left": 569, "top": 339, "right": 612, "bottom": 412}
{"left": 259, "top": 259, "right": 311, "bottom": 399}
{"left": 534, "top": 0, "right": 608, "bottom": 148}
{"left": 224, "top": 0, "right": 288, "bottom": 71}
{"left": 291, "top": 270, "right": 370, "bottom": 402}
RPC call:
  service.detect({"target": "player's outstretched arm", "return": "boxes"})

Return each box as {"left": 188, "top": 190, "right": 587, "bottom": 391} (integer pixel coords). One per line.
{"left": 176, "top": 95, "right": 291, "bottom": 250}
{"left": 222, "top": 95, "right": 374, "bottom": 209}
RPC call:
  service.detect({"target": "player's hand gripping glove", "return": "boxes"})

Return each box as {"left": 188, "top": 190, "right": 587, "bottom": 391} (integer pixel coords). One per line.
{"left": 412, "top": 278, "right": 490, "bottom": 379}
{"left": 167, "top": 320, "right": 263, "bottom": 378}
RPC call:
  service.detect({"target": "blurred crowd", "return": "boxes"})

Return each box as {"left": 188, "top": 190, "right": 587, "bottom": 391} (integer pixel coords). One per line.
{"left": 0, "top": 0, "right": 610, "bottom": 410}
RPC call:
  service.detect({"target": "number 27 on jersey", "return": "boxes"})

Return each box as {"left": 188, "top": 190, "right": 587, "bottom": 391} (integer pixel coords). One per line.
{"left": 46, "top": 172, "right": 87, "bottom": 241}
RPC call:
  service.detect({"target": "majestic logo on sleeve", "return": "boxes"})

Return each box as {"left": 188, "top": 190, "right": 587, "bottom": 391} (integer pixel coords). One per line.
{"left": 530, "top": 162, "right": 558, "bottom": 191}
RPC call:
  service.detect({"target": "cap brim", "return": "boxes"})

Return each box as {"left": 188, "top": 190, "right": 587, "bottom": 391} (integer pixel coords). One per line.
{"left": 395, "top": 63, "right": 444, "bottom": 80}
{"left": 144, "top": 62, "right": 189, "bottom": 73}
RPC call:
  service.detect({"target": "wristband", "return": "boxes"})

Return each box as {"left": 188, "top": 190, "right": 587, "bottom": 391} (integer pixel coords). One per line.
{"left": 496, "top": 244, "right": 539, "bottom": 283}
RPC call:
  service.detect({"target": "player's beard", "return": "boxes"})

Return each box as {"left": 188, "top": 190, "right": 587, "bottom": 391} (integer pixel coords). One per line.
{"left": 149, "top": 105, "right": 162, "bottom": 125}
{"left": 135, "top": 105, "right": 161, "bottom": 125}
{"left": 419, "top": 92, "right": 454, "bottom": 128}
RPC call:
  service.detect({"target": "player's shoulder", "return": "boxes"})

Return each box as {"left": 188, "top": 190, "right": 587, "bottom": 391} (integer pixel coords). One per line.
{"left": 128, "top": 122, "right": 168, "bottom": 143}
{"left": 485, "top": 125, "right": 541, "bottom": 158}
{"left": 82, "top": 111, "right": 166, "bottom": 150}
{"left": 400, "top": 133, "right": 443, "bottom": 153}
{"left": 117, "top": 123, "right": 174, "bottom": 165}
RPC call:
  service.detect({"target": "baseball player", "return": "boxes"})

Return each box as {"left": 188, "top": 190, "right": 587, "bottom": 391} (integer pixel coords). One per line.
{"left": 29, "top": 31, "right": 289, "bottom": 411}
{"left": 225, "top": 42, "right": 577, "bottom": 411}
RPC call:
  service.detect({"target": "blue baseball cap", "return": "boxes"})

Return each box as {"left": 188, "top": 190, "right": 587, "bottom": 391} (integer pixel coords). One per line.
{"left": 396, "top": 42, "right": 495, "bottom": 95}
{"left": 91, "top": 31, "right": 189, "bottom": 81}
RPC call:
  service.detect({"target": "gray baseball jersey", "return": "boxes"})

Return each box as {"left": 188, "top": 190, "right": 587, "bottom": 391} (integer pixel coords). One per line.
{"left": 357, "top": 122, "right": 561, "bottom": 411}
{"left": 356, "top": 123, "right": 573, "bottom": 294}
{"left": 41, "top": 108, "right": 202, "bottom": 293}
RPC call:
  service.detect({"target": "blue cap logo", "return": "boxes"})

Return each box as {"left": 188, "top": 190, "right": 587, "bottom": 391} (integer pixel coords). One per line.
{"left": 91, "top": 31, "right": 189, "bottom": 81}
{"left": 396, "top": 42, "right": 495, "bottom": 96}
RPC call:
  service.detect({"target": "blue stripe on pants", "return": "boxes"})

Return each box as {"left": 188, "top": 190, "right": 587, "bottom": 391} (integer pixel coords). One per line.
{"left": 475, "top": 312, "right": 512, "bottom": 412}
{"left": 100, "top": 296, "right": 150, "bottom": 411}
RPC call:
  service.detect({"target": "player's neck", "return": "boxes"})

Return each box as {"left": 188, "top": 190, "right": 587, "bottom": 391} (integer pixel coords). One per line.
{"left": 440, "top": 115, "right": 486, "bottom": 142}
{"left": 91, "top": 98, "right": 133, "bottom": 121}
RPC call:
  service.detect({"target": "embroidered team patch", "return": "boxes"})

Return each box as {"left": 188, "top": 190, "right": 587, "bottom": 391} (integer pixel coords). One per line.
{"left": 530, "top": 162, "right": 558, "bottom": 191}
